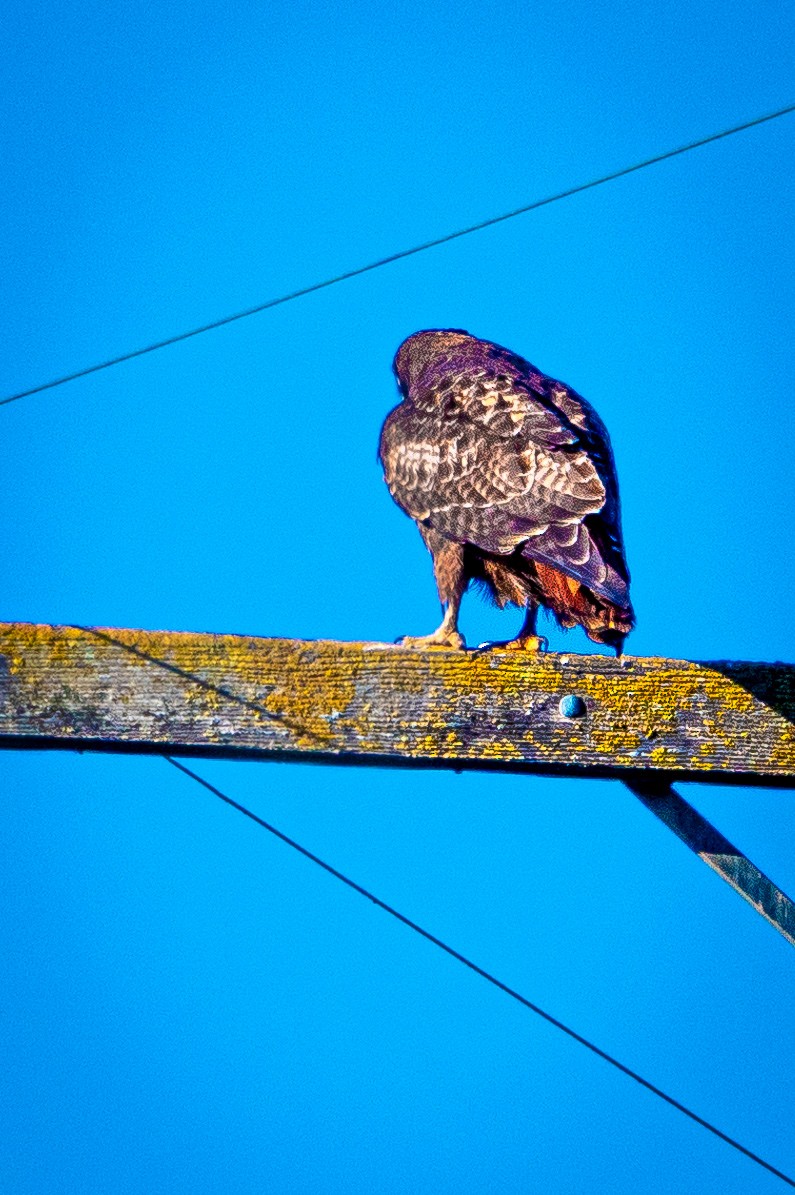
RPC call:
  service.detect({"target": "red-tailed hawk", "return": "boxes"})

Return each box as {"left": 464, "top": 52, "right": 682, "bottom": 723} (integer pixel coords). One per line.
{"left": 379, "top": 329, "right": 634, "bottom": 654}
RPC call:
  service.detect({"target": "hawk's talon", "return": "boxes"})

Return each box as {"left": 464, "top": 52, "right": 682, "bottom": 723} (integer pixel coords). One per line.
{"left": 477, "top": 635, "right": 549, "bottom": 653}
{"left": 396, "top": 630, "right": 466, "bottom": 651}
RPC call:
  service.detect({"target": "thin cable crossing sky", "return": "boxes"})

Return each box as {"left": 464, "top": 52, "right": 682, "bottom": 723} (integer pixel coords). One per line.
{"left": 2, "top": 102, "right": 793, "bottom": 410}
{"left": 165, "top": 756, "right": 795, "bottom": 1190}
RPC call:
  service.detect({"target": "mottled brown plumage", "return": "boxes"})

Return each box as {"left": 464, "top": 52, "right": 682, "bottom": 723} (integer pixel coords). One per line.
{"left": 379, "top": 329, "right": 634, "bottom": 653}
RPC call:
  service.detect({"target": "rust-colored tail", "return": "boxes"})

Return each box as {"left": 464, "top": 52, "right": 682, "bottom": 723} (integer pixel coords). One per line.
{"left": 534, "top": 561, "right": 634, "bottom": 653}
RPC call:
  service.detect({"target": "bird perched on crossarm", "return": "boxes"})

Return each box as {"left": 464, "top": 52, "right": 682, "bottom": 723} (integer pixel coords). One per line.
{"left": 379, "top": 329, "right": 634, "bottom": 655}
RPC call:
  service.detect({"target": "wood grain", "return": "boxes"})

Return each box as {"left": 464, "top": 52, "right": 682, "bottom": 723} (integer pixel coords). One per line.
{"left": 0, "top": 622, "right": 793, "bottom": 783}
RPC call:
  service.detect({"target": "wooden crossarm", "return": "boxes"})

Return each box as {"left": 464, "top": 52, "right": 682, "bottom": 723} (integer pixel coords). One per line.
{"left": 0, "top": 622, "right": 793, "bottom": 784}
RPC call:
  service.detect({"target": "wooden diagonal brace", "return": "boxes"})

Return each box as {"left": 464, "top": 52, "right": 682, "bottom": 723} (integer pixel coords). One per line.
{"left": 627, "top": 778, "right": 795, "bottom": 948}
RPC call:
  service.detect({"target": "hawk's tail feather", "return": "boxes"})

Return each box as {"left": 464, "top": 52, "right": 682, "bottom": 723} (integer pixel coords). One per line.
{"left": 465, "top": 548, "right": 633, "bottom": 653}
{"left": 533, "top": 561, "right": 635, "bottom": 650}
{"left": 519, "top": 524, "right": 631, "bottom": 611}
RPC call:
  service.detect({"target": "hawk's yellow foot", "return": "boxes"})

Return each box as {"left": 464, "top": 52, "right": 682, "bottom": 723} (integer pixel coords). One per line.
{"left": 397, "top": 629, "right": 466, "bottom": 651}
{"left": 478, "top": 634, "right": 548, "bottom": 653}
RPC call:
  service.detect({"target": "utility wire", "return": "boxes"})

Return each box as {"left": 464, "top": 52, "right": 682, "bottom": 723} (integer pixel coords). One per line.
{"left": 4, "top": 101, "right": 794, "bottom": 409}
{"left": 164, "top": 755, "right": 795, "bottom": 1190}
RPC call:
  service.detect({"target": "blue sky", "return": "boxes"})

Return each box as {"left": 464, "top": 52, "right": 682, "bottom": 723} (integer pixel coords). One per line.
{"left": 2, "top": 1, "right": 794, "bottom": 1191}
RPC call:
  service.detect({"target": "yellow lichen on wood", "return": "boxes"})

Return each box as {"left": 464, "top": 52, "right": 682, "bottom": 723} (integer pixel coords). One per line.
{"left": 0, "top": 622, "right": 792, "bottom": 783}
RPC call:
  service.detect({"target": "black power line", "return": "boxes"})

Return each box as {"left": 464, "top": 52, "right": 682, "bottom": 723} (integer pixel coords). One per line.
{"left": 164, "top": 754, "right": 795, "bottom": 1190}
{"left": 4, "top": 102, "right": 794, "bottom": 409}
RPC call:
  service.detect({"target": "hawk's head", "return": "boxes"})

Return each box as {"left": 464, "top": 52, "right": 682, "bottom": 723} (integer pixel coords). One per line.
{"left": 393, "top": 328, "right": 471, "bottom": 396}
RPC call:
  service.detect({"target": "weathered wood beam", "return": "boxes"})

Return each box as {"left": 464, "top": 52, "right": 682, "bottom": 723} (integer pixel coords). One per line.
{"left": 0, "top": 622, "right": 793, "bottom": 784}
{"left": 626, "top": 779, "right": 795, "bottom": 948}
